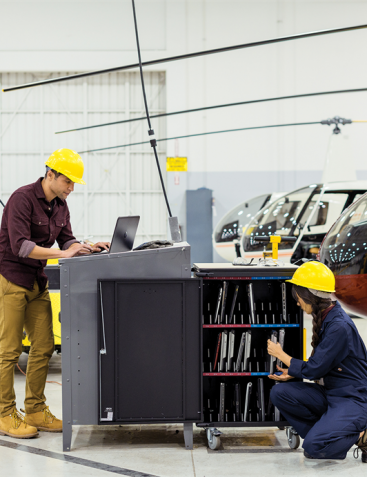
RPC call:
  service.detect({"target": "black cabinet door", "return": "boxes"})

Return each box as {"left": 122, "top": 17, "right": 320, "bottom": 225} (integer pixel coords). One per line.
{"left": 99, "top": 279, "right": 202, "bottom": 423}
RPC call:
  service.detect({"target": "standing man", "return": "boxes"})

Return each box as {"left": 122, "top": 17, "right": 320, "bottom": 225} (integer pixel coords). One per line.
{"left": 0, "top": 148, "right": 109, "bottom": 438}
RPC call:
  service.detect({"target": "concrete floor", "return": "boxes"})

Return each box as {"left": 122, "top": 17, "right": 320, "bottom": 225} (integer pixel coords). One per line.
{"left": 1, "top": 314, "right": 367, "bottom": 477}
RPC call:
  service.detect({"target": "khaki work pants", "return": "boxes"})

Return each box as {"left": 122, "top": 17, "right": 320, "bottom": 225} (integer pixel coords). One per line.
{"left": 0, "top": 274, "right": 54, "bottom": 417}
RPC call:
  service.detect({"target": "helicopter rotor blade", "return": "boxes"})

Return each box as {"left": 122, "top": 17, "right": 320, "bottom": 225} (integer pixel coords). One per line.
{"left": 55, "top": 87, "right": 367, "bottom": 135}
{"left": 3, "top": 24, "right": 367, "bottom": 92}
{"left": 78, "top": 121, "right": 321, "bottom": 154}
{"left": 79, "top": 115, "right": 367, "bottom": 154}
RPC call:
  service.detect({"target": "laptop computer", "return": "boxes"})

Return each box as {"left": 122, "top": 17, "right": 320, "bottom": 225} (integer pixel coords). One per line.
{"left": 95, "top": 216, "right": 140, "bottom": 254}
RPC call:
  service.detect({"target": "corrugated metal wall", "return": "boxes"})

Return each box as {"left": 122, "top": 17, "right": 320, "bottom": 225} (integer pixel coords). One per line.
{"left": 0, "top": 71, "right": 167, "bottom": 245}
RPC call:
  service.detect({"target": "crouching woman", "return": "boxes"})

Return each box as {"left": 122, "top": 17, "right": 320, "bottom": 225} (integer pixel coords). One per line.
{"left": 267, "top": 261, "right": 367, "bottom": 462}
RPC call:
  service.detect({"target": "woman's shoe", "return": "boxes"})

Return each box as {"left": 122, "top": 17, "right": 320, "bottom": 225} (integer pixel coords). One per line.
{"left": 354, "top": 430, "right": 367, "bottom": 463}
{"left": 304, "top": 450, "right": 315, "bottom": 459}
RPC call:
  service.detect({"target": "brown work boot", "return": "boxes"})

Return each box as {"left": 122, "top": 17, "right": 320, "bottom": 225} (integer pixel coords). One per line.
{"left": 0, "top": 409, "right": 38, "bottom": 438}
{"left": 23, "top": 406, "right": 62, "bottom": 433}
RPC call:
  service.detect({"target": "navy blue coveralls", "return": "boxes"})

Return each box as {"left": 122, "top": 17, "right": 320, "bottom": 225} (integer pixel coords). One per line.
{"left": 271, "top": 301, "right": 367, "bottom": 459}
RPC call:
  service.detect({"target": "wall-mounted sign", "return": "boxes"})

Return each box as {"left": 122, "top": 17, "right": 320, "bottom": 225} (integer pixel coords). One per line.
{"left": 166, "top": 157, "right": 188, "bottom": 172}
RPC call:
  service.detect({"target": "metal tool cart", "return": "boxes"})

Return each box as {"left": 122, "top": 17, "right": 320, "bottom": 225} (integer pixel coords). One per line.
{"left": 59, "top": 245, "right": 303, "bottom": 452}
{"left": 193, "top": 263, "right": 303, "bottom": 451}
{"left": 59, "top": 242, "right": 196, "bottom": 451}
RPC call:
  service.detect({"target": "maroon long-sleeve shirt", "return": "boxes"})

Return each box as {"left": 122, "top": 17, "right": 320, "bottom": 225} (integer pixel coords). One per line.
{"left": 0, "top": 178, "right": 78, "bottom": 290}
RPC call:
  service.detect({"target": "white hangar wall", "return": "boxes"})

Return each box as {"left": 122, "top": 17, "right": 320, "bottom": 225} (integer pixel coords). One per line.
{"left": 1, "top": 0, "right": 367, "bottom": 247}
{"left": 0, "top": 71, "right": 168, "bottom": 244}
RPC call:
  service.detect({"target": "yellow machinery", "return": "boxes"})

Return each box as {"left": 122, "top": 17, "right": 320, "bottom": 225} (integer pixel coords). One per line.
{"left": 22, "top": 258, "right": 61, "bottom": 354}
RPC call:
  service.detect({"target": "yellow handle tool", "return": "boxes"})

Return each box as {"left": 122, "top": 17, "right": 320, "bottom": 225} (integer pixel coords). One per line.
{"left": 254, "top": 235, "right": 297, "bottom": 260}
{"left": 269, "top": 235, "right": 281, "bottom": 260}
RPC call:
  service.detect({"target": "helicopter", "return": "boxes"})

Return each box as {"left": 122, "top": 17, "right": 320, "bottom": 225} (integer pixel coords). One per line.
{"left": 214, "top": 119, "right": 367, "bottom": 263}
{"left": 242, "top": 179, "right": 367, "bottom": 264}
{"left": 213, "top": 192, "right": 285, "bottom": 262}
{"left": 320, "top": 191, "right": 367, "bottom": 319}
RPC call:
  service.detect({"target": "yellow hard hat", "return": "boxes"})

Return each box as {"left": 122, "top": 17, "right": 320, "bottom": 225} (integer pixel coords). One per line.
{"left": 45, "top": 148, "right": 86, "bottom": 185}
{"left": 286, "top": 261, "right": 335, "bottom": 293}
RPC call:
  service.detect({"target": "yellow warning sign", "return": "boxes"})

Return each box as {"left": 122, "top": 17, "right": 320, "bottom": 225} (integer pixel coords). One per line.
{"left": 166, "top": 157, "right": 188, "bottom": 172}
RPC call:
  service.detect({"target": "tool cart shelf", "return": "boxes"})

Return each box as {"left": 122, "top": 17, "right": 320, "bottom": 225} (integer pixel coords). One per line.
{"left": 193, "top": 263, "right": 303, "bottom": 450}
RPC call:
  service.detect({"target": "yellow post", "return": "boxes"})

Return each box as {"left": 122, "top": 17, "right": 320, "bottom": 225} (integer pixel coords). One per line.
{"left": 303, "top": 328, "right": 307, "bottom": 361}
{"left": 269, "top": 235, "right": 281, "bottom": 260}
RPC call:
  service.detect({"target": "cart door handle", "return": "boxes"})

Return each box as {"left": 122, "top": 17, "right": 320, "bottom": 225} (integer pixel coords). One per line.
{"left": 99, "top": 282, "right": 107, "bottom": 355}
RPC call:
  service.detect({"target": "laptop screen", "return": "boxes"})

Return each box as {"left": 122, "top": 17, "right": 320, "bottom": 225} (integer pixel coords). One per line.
{"left": 110, "top": 216, "right": 140, "bottom": 253}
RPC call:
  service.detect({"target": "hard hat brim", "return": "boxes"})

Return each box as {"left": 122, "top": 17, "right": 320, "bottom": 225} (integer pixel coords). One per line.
{"left": 45, "top": 163, "right": 86, "bottom": 185}
{"left": 286, "top": 278, "right": 335, "bottom": 293}
{"left": 65, "top": 173, "right": 86, "bottom": 185}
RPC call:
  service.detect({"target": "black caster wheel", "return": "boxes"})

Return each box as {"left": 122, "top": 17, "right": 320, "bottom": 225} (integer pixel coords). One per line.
{"left": 208, "top": 434, "right": 221, "bottom": 450}
{"left": 286, "top": 427, "right": 300, "bottom": 449}
{"left": 206, "top": 428, "right": 222, "bottom": 450}
{"left": 288, "top": 434, "right": 300, "bottom": 449}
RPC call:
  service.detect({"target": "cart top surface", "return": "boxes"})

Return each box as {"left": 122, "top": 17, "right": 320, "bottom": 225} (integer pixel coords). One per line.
{"left": 193, "top": 263, "right": 298, "bottom": 272}
{"left": 59, "top": 241, "right": 190, "bottom": 264}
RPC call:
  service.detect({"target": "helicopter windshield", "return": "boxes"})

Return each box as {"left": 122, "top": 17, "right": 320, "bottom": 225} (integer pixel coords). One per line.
{"left": 320, "top": 192, "right": 367, "bottom": 274}
{"left": 214, "top": 194, "right": 271, "bottom": 243}
{"left": 242, "top": 185, "right": 321, "bottom": 252}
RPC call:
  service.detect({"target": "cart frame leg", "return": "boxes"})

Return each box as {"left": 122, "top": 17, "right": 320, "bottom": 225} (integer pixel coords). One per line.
{"left": 184, "top": 423, "right": 193, "bottom": 450}
{"left": 63, "top": 422, "right": 72, "bottom": 452}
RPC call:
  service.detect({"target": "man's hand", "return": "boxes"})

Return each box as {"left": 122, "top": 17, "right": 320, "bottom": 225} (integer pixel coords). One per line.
{"left": 62, "top": 243, "right": 93, "bottom": 258}
{"left": 91, "top": 242, "right": 110, "bottom": 253}
{"left": 268, "top": 365, "right": 294, "bottom": 382}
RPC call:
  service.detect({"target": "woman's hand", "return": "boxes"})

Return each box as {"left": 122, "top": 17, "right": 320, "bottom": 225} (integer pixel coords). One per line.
{"left": 268, "top": 365, "right": 294, "bottom": 382}
{"left": 267, "top": 340, "right": 283, "bottom": 359}
{"left": 267, "top": 340, "right": 293, "bottom": 367}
